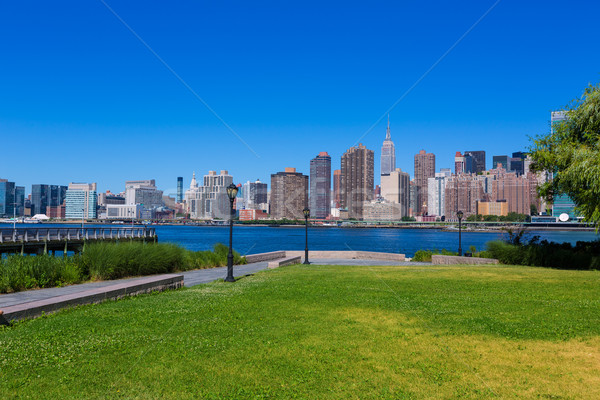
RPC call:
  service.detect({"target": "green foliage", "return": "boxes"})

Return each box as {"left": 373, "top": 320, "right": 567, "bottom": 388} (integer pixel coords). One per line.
{"left": 0, "top": 255, "right": 83, "bottom": 293}
{"left": 529, "top": 82, "right": 600, "bottom": 225}
{"left": 0, "top": 242, "right": 247, "bottom": 292}
{"left": 401, "top": 216, "right": 416, "bottom": 222}
{"left": 486, "top": 239, "right": 600, "bottom": 270}
{"left": 413, "top": 249, "right": 458, "bottom": 262}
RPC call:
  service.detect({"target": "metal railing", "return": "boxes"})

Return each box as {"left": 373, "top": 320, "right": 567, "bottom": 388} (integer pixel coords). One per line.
{"left": 0, "top": 227, "right": 156, "bottom": 244}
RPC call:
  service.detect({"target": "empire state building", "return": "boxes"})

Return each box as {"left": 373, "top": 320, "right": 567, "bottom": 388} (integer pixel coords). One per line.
{"left": 380, "top": 116, "right": 396, "bottom": 175}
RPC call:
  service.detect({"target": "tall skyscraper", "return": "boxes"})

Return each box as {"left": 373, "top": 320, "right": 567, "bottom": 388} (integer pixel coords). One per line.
{"left": 185, "top": 171, "right": 234, "bottom": 219}
{"left": 242, "top": 179, "right": 268, "bottom": 210}
{"left": 380, "top": 168, "right": 410, "bottom": 217}
{"left": 414, "top": 150, "right": 435, "bottom": 215}
{"left": 492, "top": 155, "right": 509, "bottom": 170}
{"left": 427, "top": 169, "right": 452, "bottom": 218}
{"left": 270, "top": 168, "right": 309, "bottom": 219}
{"left": 454, "top": 152, "right": 465, "bottom": 174}
{"left": 380, "top": 116, "right": 396, "bottom": 175}
{"left": 333, "top": 169, "right": 342, "bottom": 208}
{"left": 176, "top": 177, "right": 183, "bottom": 203}
{"left": 65, "top": 183, "right": 98, "bottom": 219}
{"left": 341, "top": 144, "right": 374, "bottom": 219}
{"left": 464, "top": 150, "right": 486, "bottom": 173}
{"left": 510, "top": 152, "right": 526, "bottom": 176}
{"left": 31, "top": 184, "right": 67, "bottom": 215}
{"left": 0, "top": 179, "right": 15, "bottom": 217}
{"left": 309, "top": 152, "right": 331, "bottom": 219}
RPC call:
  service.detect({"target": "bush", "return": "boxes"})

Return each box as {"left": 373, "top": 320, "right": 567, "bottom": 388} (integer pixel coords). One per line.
{"left": 0, "top": 255, "right": 84, "bottom": 293}
{"left": 413, "top": 249, "right": 458, "bottom": 262}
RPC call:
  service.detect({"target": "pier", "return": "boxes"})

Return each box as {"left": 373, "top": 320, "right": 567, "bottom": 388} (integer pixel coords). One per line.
{"left": 0, "top": 227, "right": 157, "bottom": 255}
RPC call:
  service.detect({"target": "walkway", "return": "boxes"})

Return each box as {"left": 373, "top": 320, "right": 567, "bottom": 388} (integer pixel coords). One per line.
{"left": 0, "top": 258, "right": 428, "bottom": 323}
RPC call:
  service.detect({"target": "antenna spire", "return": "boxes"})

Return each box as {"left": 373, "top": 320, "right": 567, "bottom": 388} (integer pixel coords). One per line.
{"left": 386, "top": 115, "right": 391, "bottom": 140}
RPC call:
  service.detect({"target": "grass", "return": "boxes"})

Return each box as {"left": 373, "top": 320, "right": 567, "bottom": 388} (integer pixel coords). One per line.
{"left": 0, "top": 242, "right": 246, "bottom": 293}
{"left": 1, "top": 264, "right": 600, "bottom": 399}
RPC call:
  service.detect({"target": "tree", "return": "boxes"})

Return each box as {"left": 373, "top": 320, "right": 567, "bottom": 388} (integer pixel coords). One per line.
{"left": 529, "top": 83, "right": 600, "bottom": 225}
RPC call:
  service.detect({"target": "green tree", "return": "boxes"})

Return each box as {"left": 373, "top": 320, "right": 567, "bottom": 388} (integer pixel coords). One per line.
{"left": 530, "top": 83, "right": 600, "bottom": 225}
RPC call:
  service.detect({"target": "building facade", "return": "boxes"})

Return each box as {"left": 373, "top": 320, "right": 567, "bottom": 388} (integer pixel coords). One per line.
{"left": 414, "top": 150, "right": 435, "bottom": 215}
{"left": 31, "top": 184, "right": 67, "bottom": 216}
{"left": 341, "top": 144, "right": 374, "bottom": 219}
{"left": 0, "top": 180, "right": 15, "bottom": 217}
{"left": 177, "top": 177, "right": 184, "bottom": 203}
{"left": 444, "top": 174, "right": 486, "bottom": 219}
{"left": 125, "top": 180, "right": 163, "bottom": 209}
{"left": 333, "top": 169, "right": 342, "bottom": 208}
{"left": 270, "top": 168, "right": 309, "bottom": 220}
{"left": 309, "top": 152, "right": 331, "bottom": 219}
{"left": 427, "top": 168, "right": 452, "bottom": 218}
{"left": 464, "top": 150, "right": 486, "bottom": 173}
{"left": 65, "top": 183, "right": 98, "bottom": 219}
{"left": 363, "top": 199, "right": 402, "bottom": 221}
{"left": 242, "top": 179, "right": 268, "bottom": 210}
{"left": 380, "top": 117, "right": 396, "bottom": 175}
{"left": 380, "top": 168, "right": 410, "bottom": 218}
{"left": 185, "top": 171, "right": 234, "bottom": 220}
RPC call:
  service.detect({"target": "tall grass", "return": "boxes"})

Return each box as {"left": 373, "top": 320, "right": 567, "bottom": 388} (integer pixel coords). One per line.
{"left": 0, "top": 242, "right": 247, "bottom": 293}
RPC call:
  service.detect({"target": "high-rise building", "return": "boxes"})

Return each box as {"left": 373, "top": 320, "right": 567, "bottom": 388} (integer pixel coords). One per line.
{"left": 185, "top": 171, "right": 234, "bottom": 219}
{"left": 509, "top": 152, "right": 526, "bottom": 176}
{"left": 380, "top": 168, "right": 410, "bottom": 217}
{"left": 427, "top": 168, "right": 452, "bottom": 218}
{"left": 409, "top": 180, "right": 418, "bottom": 217}
{"left": 380, "top": 116, "right": 396, "bottom": 175}
{"left": 464, "top": 151, "right": 486, "bottom": 173}
{"left": 444, "top": 174, "right": 487, "bottom": 219}
{"left": 65, "top": 183, "right": 98, "bottom": 219}
{"left": 454, "top": 152, "right": 465, "bottom": 174}
{"left": 125, "top": 180, "right": 163, "bottom": 209}
{"left": 491, "top": 168, "right": 531, "bottom": 215}
{"left": 492, "top": 155, "right": 509, "bottom": 170}
{"left": 414, "top": 150, "right": 435, "bottom": 215}
{"left": 177, "top": 177, "right": 184, "bottom": 203}
{"left": 31, "top": 184, "right": 68, "bottom": 215}
{"left": 333, "top": 169, "right": 342, "bottom": 208}
{"left": 15, "top": 186, "right": 25, "bottom": 216}
{"left": 242, "top": 179, "right": 268, "bottom": 210}
{"left": 0, "top": 179, "right": 15, "bottom": 217}
{"left": 310, "top": 152, "right": 332, "bottom": 219}
{"left": 341, "top": 144, "right": 374, "bottom": 219}
{"left": 270, "top": 168, "right": 309, "bottom": 219}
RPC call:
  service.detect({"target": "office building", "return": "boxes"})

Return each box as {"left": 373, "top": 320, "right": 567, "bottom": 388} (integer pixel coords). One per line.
{"left": 363, "top": 199, "right": 402, "bottom": 221}
{"left": 270, "top": 168, "right": 309, "bottom": 219}
{"left": 409, "top": 180, "right": 418, "bottom": 217}
{"left": 454, "top": 152, "right": 465, "bottom": 174}
{"left": 510, "top": 152, "right": 526, "bottom": 176}
{"left": 31, "top": 184, "right": 68, "bottom": 215}
{"left": 185, "top": 171, "right": 235, "bottom": 220}
{"left": 427, "top": 168, "right": 452, "bottom": 218}
{"left": 0, "top": 179, "right": 15, "bottom": 217}
{"left": 65, "top": 183, "right": 98, "bottom": 219}
{"left": 444, "top": 174, "right": 487, "bottom": 219}
{"left": 310, "top": 152, "right": 332, "bottom": 219}
{"left": 492, "top": 155, "right": 509, "bottom": 170}
{"left": 333, "top": 169, "right": 342, "bottom": 208}
{"left": 341, "top": 144, "right": 374, "bottom": 219}
{"left": 380, "top": 168, "right": 410, "bottom": 217}
{"left": 491, "top": 168, "right": 531, "bottom": 215}
{"left": 15, "top": 186, "right": 25, "bottom": 216}
{"left": 414, "top": 150, "right": 435, "bottom": 215}
{"left": 380, "top": 116, "right": 396, "bottom": 175}
{"left": 177, "top": 177, "right": 184, "bottom": 203}
{"left": 464, "top": 150, "right": 486, "bottom": 173}
{"left": 242, "top": 179, "right": 268, "bottom": 210}
{"left": 125, "top": 180, "right": 163, "bottom": 208}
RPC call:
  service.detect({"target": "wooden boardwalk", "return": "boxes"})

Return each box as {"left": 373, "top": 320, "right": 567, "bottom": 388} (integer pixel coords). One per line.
{"left": 0, "top": 227, "right": 157, "bottom": 255}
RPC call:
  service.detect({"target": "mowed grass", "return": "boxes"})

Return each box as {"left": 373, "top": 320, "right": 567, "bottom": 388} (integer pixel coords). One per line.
{"left": 1, "top": 265, "right": 599, "bottom": 399}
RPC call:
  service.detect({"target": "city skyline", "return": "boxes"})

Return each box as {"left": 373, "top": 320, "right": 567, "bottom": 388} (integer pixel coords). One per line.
{"left": 1, "top": 2, "right": 598, "bottom": 193}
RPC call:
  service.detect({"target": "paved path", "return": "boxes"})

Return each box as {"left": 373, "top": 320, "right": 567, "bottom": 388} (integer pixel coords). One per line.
{"left": 0, "top": 259, "right": 429, "bottom": 310}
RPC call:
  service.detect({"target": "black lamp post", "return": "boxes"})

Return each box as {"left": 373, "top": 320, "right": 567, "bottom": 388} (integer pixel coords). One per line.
{"left": 225, "top": 183, "right": 238, "bottom": 282}
{"left": 303, "top": 207, "right": 310, "bottom": 264}
{"left": 457, "top": 210, "right": 464, "bottom": 256}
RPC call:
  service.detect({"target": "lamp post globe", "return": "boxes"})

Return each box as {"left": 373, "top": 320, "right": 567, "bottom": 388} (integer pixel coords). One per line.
{"left": 225, "top": 183, "right": 238, "bottom": 282}
{"left": 303, "top": 207, "right": 310, "bottom": 265}
{"left": 457, "top": 210, "right": 464, "bottom": 256}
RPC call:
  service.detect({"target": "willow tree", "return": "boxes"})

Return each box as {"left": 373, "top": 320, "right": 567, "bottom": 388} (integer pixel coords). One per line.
{"left": 529, "top": 83, "right": 600, "bottom": 225}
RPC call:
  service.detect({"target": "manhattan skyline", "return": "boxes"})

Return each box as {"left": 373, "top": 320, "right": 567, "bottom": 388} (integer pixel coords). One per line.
{"left": 1, "top": 1, "right": 599, "bottom": 193}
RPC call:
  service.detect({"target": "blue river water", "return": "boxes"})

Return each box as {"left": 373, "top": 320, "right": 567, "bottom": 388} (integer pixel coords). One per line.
{"left": 3, "top": 223, "right": 599, "bottom": 257}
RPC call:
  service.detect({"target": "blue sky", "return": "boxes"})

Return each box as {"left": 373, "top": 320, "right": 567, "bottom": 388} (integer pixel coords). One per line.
{"left": 1, "top": 0, "right": 599, "bottom": 197}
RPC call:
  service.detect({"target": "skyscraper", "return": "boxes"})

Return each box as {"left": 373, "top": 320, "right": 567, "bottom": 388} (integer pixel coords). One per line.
{"left": 31, "top": 184, "right": 67, "bottom": 215}
{"left": 242, "top": 179, "right": 268, "bottom": 210}
{"left": 427, "top": 169, "right": 452, "bottom": 218}
{"left": 380, "top": 168, "right": 410, "bottom": 217}
{"left": 454, "top": 152, "right": 465, "bottom": 174}
{"left": 492, "top": 155, "right": 509, "bottom": 170}
{"left": 414, "top": 150, "right": 435, "bottom": 215}
{"left": 176, "top": 177, "right": 183, "bottom": 203}
{"left": 270, "top": 168, "right": 309, "bottom": 219}
{"left": 65, "top": 183, "right": 98, "bottom": 219}
{"left": 185, "top": 171, "right": 234, "bottom": 219}
{"left": 464, "top": 150, "right": 486, "bottom": 173}
{"left": 380, "top": 116, "right": 396, "bottom": 175}
{"left": 333, "top": 169, "right": 342, "bottom": 208}
{"left": 309, "top": 152, "right": 331, "bottom": 219}
{"left": 0, "top": 179, "right": 15, "bottom": 217}
{"left": 341, "top": 144, "right": 374, "bottom": 219}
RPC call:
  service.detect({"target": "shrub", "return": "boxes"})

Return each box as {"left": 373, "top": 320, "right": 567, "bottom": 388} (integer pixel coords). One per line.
{"left": 412, "top": 249, "right": 458, "bottom": 262}
{"left": 0, "top": 255, "right": 84, "bottom": 293}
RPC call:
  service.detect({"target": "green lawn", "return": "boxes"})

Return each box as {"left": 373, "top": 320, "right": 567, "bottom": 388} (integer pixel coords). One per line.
{"left": 1, "top": 264, "right": 599, "bottom": 399}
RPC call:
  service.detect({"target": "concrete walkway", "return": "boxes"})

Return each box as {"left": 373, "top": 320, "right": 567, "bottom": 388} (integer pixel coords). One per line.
{"left": 0, "top": 258, "right": 429, "bottom": 322}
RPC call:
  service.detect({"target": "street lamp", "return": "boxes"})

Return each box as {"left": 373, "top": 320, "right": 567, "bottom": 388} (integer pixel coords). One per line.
{"left": 457, "top": 210, "right": 464, "bottom": 256}
{"left": 225, "top": 183, "right": 238, "bottom": 283}
{"left": 303, "top": 207, "right": 310, "bottom": 264}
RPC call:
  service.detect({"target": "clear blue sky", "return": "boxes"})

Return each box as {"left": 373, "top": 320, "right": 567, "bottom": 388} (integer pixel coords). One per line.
{"left": 1, "top": 1, "right": 599, "bottom": 197}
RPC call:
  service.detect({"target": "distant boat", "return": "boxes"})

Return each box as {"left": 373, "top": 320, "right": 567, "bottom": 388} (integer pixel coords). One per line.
{"left": 23, "top": 218, "right": 41, "bottom": 224}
